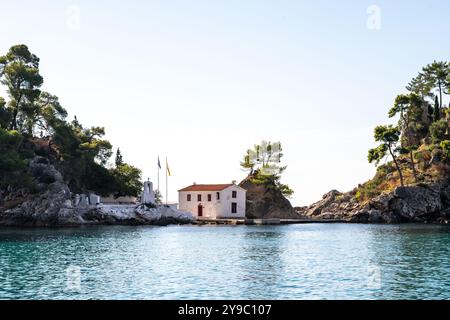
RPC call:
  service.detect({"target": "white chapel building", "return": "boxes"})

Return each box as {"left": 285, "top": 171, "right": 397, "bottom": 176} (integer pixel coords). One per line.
{"left": 178, "top": 183, "right": 247, "bottom": 219}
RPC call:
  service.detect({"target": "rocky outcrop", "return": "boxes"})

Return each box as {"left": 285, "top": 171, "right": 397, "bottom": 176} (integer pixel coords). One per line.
{"left": 85, "top": 204, "right": 193, "bottom": 226}
{"left": 0, "top": 156, "right": 83, "bottom": 227}
{"left": 0, "top": 156, "right": 194, "bottom": 227}
{"left": 239, "top": 176, "right": 301, "bottom": 219}
{"left": 298, "top": 181, "right": 450, "bottom": 224}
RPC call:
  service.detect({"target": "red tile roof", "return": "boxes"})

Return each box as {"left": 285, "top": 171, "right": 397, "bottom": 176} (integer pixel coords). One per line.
{"left": 178, "top": 184, "right": 234, "bottom": 192}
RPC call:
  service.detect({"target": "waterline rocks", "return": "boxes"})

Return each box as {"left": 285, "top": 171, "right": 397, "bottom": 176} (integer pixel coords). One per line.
{"left": 85, "top": 204, "right": 194, "bottom": 226}
{"left": 0, "top": 156, "right": 194, "bottom": 227}
{"left": 0, "top": 157, "right": 83, "bottom": 227}
{"left": 298, "top": 181, "right": 450, "bottom": 224}
{"left": 239, "top": 175, "right": 301, "bottom": 219}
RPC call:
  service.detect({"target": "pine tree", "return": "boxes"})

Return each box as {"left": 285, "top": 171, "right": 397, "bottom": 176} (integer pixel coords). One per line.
{"left": 368, "top": 125, "right": 404, "bottom": 187}
{"left": 422, "top": 61, "right": 449, "bottom": 109}
{"left": 434, "top": 96, "right": 440, "bottom": 121}
{"left": 115, "top": 148, "right": 124, "bottom": 167}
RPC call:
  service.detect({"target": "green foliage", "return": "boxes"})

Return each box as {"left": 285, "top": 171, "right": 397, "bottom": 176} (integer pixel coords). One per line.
{"left": 445, "top": 108, "right": 450, "bottom": 119}
{"left": 154, "top": 189, "right": 163, "bottom": 205}
{"left": 34, "top": 92, "right": 68, "bottom": 135}
{"left": 366, "top": 59, "right": 450, "bottom": 199}
{"left": 49, "top": 118, "right": 116, "bottom": 193}
{"left": 0, "top": 97, "right": 12, "bottom": 128}
{"left": 241, "top": 141, "right": 293, "bottom": 197}
{"left": 368, "top": 144, "right": 388, "bottom": 165}
{"left": 0, "top": 128, "right": 32, "bottom": 189}
{"left": 387, "top": 94, "right": 423, "bottom": 182}
{"left": 278, "top": 183, "right": 294, "bottom": 198}
{"left": 241, "top": 140, "right": 286, "bottom": 176}
{"left": 406, "top": 73, "right": 434, "bottom": 99}
{"left": 440, "top": 140, "right": 450, "bottom": 160}
{"left": 429, "top": 120, "right": 448, "bottom": 144}
{"left": 434, "top": 96, "right": 441, "bottom": 121}
{"left": 368, "top": 125, "right": 404, "bottom": 186}
{"left": 0, "top": 45, "right": 44, "bottom": 133}
{"left": 82, "top": 162, "right": 117, "bottom": 197}
{"left": 373, "top": 125, "right": 401, "bottom": 146}
{"left": 367, "top": 125, "right": 399, "bottom": 166}
{"left": 0, "top": 44, "right": 143, "bottom": 198}
{"left": 111, "top": 164, "right": 142, "bottom": 198}
{"left": 388, "top": 94, "right": 410, "bottom": 118}
{"left": 250, "top": 170, "right": 294, "bottom": 198}
{"left": 422, "top": 60, "right": 449, "bottom": 108}
{"left": 355, "top": 163, "right": 396, "bottom": 202}
{"left": 115, "top": 148, "right": 124, "bottom": 167}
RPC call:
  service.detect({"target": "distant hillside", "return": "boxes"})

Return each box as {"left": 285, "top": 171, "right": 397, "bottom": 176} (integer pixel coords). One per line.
{"left": 297, "top": 61, "right": 450, "bottom": 224}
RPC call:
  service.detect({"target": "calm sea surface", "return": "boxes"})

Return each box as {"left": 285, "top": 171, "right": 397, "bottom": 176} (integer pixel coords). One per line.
{"left": 1, "top": 224, "right": 450, "bottom": 300}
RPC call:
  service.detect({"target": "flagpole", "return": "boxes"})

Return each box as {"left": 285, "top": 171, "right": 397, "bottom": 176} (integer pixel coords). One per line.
{"left": 165, "top": 157, "right": 168, "bottom": 206}
{"left": 157, "top": 156, "right": 160, "bottom": 195}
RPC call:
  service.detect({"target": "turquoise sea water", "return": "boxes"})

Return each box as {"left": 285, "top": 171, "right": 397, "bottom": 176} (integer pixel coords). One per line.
{"left": 1, "top": 224, "right": 450, "bottom": 300}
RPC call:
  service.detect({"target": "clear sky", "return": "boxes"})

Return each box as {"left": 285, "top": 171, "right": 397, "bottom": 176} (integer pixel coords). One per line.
{"left": 1, "top": 0, "right": 449, "bottom": 205}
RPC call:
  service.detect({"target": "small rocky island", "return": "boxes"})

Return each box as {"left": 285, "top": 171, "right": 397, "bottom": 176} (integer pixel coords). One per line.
{"left": 1, "top": 45, "right": 449, "bottom": 227}
{"left": 0, "top": 156, "right": 193, "bottom": 227}
{"left": 239, "top": 174, "right": 299, "bottom": 220}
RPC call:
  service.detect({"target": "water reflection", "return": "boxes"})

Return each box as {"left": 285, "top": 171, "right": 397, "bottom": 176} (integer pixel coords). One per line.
{"left": 1, "top": 224, "right": 450, "bottom": 299}
{"left": 238, "top": 228, "right": 285, "bottom": 299}
{"left": 366, "top": 225, "right": 450, "bottom": 299}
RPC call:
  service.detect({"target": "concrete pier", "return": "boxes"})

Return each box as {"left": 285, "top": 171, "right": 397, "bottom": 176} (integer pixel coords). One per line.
{"left": 193, "top": 218, "right": 346, "bottom": 225}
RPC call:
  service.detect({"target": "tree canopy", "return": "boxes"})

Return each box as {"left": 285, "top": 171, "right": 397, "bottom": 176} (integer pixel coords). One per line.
{"left": 0, "top": 44, "right": 142, "bottom": 197}
{"left": 364, "top": 60, "right": 450, "bottom": 200}
{"left": 241, "top": 141, "right": 293, "bottom": 197}
{"left": 421, "top": 61, "right": 449, "bottom": 109}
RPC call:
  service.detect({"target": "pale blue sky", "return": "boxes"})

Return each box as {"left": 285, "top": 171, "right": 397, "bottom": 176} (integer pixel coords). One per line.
{"left": 1, "top": 1, "right": 449, "bottom": 205}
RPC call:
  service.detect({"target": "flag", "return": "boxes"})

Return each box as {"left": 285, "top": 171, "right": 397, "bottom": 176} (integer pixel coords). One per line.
{"left": 158, "top": 156, "right": 161, "bottom": 169}
{"left": 166, "top": 158, "right": 171, "bottom": 176}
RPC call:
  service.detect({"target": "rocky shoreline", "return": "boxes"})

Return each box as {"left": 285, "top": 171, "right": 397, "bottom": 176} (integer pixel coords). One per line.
{"left": 295, "top": 180, "right": 450, "bottom": 224}
{"left": 0, "top": 157, "right": 193, "bottom": 227}
{"left": 0, "top": 198, "right": 194, "bottom": 228}
{"left": 2, "top": 156, "right": 450, "bottom": 227}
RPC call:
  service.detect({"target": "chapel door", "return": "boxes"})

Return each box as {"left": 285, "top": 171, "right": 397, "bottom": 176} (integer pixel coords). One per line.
{"left": 198, "top": 205, "right": 203, "bottom": 217}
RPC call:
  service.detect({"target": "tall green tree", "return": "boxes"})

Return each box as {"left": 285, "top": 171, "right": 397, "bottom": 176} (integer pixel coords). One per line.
{"left": 0, "top": 128, "right": 31, "bottom": 189}
{"left": 111, "top": 164, "right": 142, "bottom": 198}
{"left": 368, "top": 125, "right": 404, "bottom": 187}
{"left": 0, "top": 45, "right": 43, "bottom": 133}
{"left": 50, "top": 119, "right": 113, "bottom": 193}
{"left": 388, "top": 94, "right": 422, "bottom": 182}
{"left": 441, "top": 140, "right": 450, "bottom": 161}
{"left": 406, "top": 73, "right": 433, "bottom": 101}
{"left": 433, "top": 96, "right": 440, "bottom": 121}
{"left": 115, "top": 148, "right": 124, "bottom": 167}
{"left": 0, "top": 97, "right": 11, "bottom": 128}
{"left": 34, "top": 92, "right": 68, "bottom": 136}
{"left": 241, "top": 141, "right": 285, "bottom": 176}
{"left": 0, "top": 44, "right": 144, "bottom": 199}
{"left": 241, "top": 141, "right": 293, "bottom": 197}
{"left": 429, "top": 119, "right": 448, "bottom": 144}
{"left": 406, "top": 72, "right": 435, "bottom": 125}
{"left": 422, "top": 61, "right": 449, "bottom": 109}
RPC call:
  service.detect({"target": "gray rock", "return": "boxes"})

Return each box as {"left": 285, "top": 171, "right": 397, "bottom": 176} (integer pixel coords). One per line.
{"left": 0, "top": 156, "right": 83, "bottom": 227}
{"left": 239, "top": 175, "right": 300, "bottom": 219}
{"left": 390, "top": 185, "right": 441, "bottom": 221}
{"left": 304, "top": 180, "right": 450, "bottom": 224}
